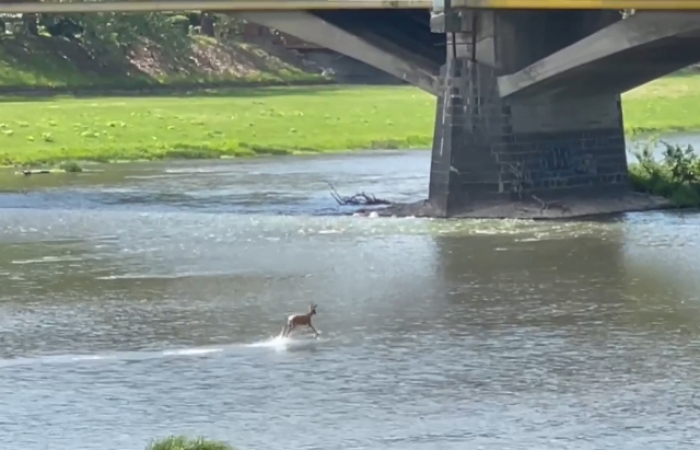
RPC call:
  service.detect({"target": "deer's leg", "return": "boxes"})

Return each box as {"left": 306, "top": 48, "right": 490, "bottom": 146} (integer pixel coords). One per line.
{"left": 284, "top": 322, "right": 295, "bottom": 337}
{"left": 309, "top": 324, "right": 320, "bottom": 337}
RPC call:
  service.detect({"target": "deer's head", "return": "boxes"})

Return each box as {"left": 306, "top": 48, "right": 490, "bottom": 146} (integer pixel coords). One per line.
{"left": 309, "top": 303, "right": 317, "bottom": 316}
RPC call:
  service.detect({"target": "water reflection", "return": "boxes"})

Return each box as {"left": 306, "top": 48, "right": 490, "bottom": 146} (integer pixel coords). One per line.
{"left": 431, "top": 222, "right": 626, "bottom": 338}
{"left": 619, "top": 211, "right": 700, "bottom": 333}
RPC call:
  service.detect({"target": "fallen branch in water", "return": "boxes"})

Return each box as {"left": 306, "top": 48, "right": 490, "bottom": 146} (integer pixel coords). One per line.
{"left": 531, "top": 194, "right": 571, "bottom": 214}
{"left": 326, "top": 182, "right": 391, "bottom": 206}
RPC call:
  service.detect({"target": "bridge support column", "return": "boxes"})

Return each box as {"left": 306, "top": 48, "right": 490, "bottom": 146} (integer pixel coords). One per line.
{"left": 428, "top": 10, "right": 630, "bottom": 218}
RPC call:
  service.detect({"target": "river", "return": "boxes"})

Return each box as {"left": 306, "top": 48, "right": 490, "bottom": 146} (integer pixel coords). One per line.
{"left": 0, "top": 146, "right": 699, "bottom": 450}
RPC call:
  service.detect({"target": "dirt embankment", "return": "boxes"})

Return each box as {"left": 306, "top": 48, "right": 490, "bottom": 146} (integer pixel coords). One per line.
{"left": 0, "top": 33, "right": 330, "bottom": 94}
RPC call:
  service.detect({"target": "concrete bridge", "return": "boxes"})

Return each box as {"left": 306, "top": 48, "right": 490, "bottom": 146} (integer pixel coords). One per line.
{"left": 3, "top": 0, "right": 700, "bottom": 217}
{"left": 238, "top": 6, "right": 700, "bottom": 218}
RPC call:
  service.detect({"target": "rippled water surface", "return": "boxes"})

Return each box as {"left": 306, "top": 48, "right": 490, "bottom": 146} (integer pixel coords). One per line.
{"left": 1, "top": 150, "right": 700, "bottom": 450}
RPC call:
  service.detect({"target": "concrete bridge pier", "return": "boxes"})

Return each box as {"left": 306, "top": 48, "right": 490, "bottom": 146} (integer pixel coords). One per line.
{"left": 428, "top": 10, "right": 634, "bottom": 218}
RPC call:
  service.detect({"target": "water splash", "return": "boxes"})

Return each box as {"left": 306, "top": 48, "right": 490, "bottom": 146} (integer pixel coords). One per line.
{"left": 69, "top": 335, "right": 322, "bottom": 361}
{"left": 0, "top": 334, "right": 326, "bottom": 369}
{"left": 245, "top": 334, "right": 323, "bottom": 352}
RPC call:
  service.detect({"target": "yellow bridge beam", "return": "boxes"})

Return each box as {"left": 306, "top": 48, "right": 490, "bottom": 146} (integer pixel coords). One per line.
{"left": 0, "top": 0, "right": 697, "bottom": 14}
{"left": 451, "top": 0, "right": 700, "bottom": 9}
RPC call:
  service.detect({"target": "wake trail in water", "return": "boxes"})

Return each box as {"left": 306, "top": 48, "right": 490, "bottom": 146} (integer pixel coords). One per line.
{"left": 0, "top": 335, "right": 325, "bottom": 369}
{"left": 244, "top": 334, "right": 325, "bottom": 351}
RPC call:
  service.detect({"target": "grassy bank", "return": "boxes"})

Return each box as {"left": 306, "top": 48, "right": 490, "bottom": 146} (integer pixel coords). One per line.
{"left": 623, "top": 74, "right": 700, "bottom": 133}
{"left": 0, "top": 85, "right": 432, "bottom": 166}
{"left": 0, "top": 34, "right": 323, "bottom": 90}
{"left": 0, "top": 13, "right": 324, "bottom": 90}
{"left": 1, "top": 75, "right": 700, "bottom": 168}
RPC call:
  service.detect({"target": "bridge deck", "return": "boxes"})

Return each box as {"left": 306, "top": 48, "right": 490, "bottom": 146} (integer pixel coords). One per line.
{"left": 1, "top": 0, "right": 700, "bottom": 14}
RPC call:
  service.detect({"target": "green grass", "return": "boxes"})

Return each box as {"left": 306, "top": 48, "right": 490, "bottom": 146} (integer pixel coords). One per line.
{"left": 2, "top": 74, "right": 700, "bottom": 168}
{"left": 145, "top": 436, "right": 234, "bottom": 450}
{"left": 622, "top": 74, "right": 700, "bottom": 133}
{"left": 0, "top": 85, "right": 434, "bottom": 167}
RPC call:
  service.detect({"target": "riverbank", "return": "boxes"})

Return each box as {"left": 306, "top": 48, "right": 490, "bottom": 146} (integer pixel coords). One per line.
{"left": 2, "top": 75, "right": 700, "bottom": 168}
{"left": 628, "top": 140, "right": 700, "bottom": 207}
{"left": 0, "top": 33, "right": 324, "bottom": 90}
{"left": 0, "top": 85, "right": 432, "bottom": 167}
{"left": 3, "top": 77, "right": 700, "bottom": 211}
{"left": 623, "top": 74, "right": 700, "bottom": 133}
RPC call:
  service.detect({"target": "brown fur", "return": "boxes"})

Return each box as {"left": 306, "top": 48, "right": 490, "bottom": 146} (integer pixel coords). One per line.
{"left": 280, "top": 303, "right": 319, "bottom": 338}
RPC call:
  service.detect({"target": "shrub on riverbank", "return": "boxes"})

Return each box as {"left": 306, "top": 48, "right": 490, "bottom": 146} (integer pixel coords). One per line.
{"left": 629, "top": 138, "right": 700, "bottom": 207}
{"left": 146, "top": 436, "right": 234, "bottom": 450}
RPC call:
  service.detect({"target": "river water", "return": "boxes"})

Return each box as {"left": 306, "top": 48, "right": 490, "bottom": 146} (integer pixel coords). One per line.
{"left": 1, "top": 147, "right": 700, "bottom": 450}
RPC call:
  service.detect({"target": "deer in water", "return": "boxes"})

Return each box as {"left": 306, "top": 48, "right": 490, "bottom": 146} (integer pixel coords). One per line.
{"left": 280, "top": 303, "right": 320, "bottom": 338}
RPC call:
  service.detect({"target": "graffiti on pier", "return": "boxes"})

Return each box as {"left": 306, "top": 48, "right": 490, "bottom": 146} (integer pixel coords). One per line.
{"left": 538, "top": 146, "right": 597, "bottom": 177}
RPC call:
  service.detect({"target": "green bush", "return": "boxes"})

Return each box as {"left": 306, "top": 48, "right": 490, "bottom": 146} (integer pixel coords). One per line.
{"left": 629, "top": 137, "right": 700, "bottom": 207}
{"left": 145, "top": 436, "right": 235, "bottom": 450}
{"left": 58, "top": 161, "right": 83, "bottom": 173}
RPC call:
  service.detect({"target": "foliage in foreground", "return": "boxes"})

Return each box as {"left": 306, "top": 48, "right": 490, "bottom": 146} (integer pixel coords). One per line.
{"left": 629, "top": 137, "right": 700, "bottom": 207}
{"left": 146, "top": 436, "right": 234, "bottom": 450}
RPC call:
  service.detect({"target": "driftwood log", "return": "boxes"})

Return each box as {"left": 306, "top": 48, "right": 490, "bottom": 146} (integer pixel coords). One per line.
{"left": 20, "top": 170, "right": 51, "bottom": 176}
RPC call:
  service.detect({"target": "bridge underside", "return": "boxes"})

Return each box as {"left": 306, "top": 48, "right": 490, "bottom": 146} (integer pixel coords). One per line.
{"left": 499, "top": 12, "right": 700, "bottom": 99}
{"left": 241, "top": 9, "right": 691, "bottom": 218}
{"left": 238, "top": 10, "right": 443, "bottom": 94}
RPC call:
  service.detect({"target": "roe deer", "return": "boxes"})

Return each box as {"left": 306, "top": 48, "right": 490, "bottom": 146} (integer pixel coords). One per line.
{"left": 280, "top": 303, "right": 320, "bottom": 338}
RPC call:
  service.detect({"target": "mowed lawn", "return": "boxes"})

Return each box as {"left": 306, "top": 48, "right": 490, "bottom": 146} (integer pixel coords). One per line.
{"left": 622, "top": 74, "right": 700, "bottom": 132}
{"left": 0, "top": 76, "right": 699, "bottom": 167}
{"left": 0, "top": 86, "right": 435, "bottom": 166}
